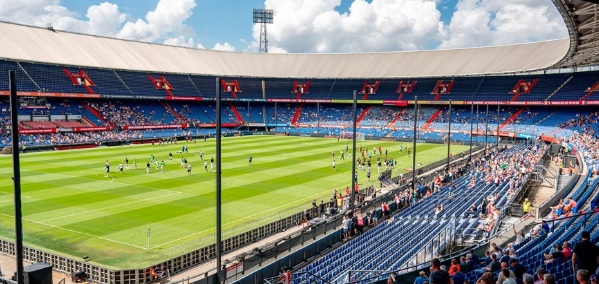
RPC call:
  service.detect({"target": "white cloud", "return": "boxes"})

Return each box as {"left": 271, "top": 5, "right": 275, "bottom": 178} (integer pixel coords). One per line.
{"left": 0, "top": 0, "right": 570, "bottom": 53}
{"left": 256, "top": 0, "right": 567, "bottom": 53}
{"left": 52, "top": 3, "right": 126, "bottom": 37}
{"left": 439, "top": 0, "right": 568, "bottom": 49}
{"left": 213, "top": 42, "right": 235, "bottom": 52}
{"left": 255, "top": 0, "right": 446, "bottom": 53}
{"left": 0, "top": 0, "right": 73, "bottom": 27}
{"left": 0, "top": 0, "right": 209, "bottom": 49}
{"left": 116, "top": 0, "right": 197, "bottom": 43}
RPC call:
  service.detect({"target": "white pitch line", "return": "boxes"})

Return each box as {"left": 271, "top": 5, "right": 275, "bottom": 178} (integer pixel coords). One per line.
{"left": 156, "top": 189, "right": 332, "bottom": 247}
{"left": 38, "top": 191, "right": 183, "bottom": 223}
{"left": 153, "top": 150, "right": 456, "bottom": 248}
{"left": 0, "top": 212, "right": 146, "bottom": 250}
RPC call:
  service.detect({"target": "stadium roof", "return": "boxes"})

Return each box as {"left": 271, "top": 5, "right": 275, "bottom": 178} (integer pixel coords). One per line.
{"left": 0, "top": 20, "right": 577, "bottom": 79}
{"left": 552, "top": 0, "right": 599, "bottom": 67}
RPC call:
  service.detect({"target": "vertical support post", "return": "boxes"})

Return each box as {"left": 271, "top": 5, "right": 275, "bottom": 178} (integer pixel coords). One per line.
{"left": 497, "top": 104, "right": 500, "bottom": 147}
{"left": 438, "top": 233, "right": 441, "bottom": 258}
{"left": 350, "top": 91, "right": 357, "bottom": 213}
{"left": 412, "top": 96, "right": 418, "bottom": 191}
{"left": 485, "top": 104, "right": 489, "bottom": 154}
{"left": 247, "top": 101, "right": 250, "bottom": 131}
{"left": 10, "top": 70, "right": 24, "bottom": 284}
{"left": 469, "top": 102, "right": 474, "bottom": 161}
{"left": 447, "top": 100, "right": 452, "bottom": 171}
{"left": 430, "top": 238, "right": 433, "bottom": 261}
{"left": 317, "top": 102, "right": 320, "bottom": 133}
{"left": 215, "top": 78, "right": 223, "bottom": 283}
{"left": 476, "top": 104, "right": 480, "bottom": 140}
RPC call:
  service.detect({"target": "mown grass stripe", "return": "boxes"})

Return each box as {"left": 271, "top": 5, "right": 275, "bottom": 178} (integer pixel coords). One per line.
{"left": 0, "top": 136, "right": 469, "bottom": 268}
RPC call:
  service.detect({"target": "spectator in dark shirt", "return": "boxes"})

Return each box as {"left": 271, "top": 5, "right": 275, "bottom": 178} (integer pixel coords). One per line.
{"left": 541, "top": 220, "right": 551, "bottom": 234}
{"left": 475, "top": 254, "right": 500, "bottom": 276}
{"left": 572, "top": 231, "right": 599, "bottom": 274}
{"left": 510, "top": 258, "right": 527, "bottom": 284}
{"left": 429, "top": 259, "right": 450, "bottom": 284}
{"left": 452, "top": 270, "right": 465, "bottom": 284}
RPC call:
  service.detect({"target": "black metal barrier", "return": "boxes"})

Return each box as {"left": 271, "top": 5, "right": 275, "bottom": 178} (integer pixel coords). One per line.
{"left": 232, "top": 225, "right": 343, "bottom": 284}
{"left": 227, "top": 181, "right": 440, "bottom": 283}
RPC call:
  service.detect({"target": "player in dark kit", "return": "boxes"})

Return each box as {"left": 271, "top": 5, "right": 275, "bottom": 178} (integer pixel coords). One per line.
{"left": 104, "top": 160, "right": 110, "bottom": 178}
{"left": 249, "top": 155, "right": 253, "bottom": 165}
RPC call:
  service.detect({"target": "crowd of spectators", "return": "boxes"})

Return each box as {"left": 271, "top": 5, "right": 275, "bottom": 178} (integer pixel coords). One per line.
{"left": 87, "top": 100, "right": 188, "bottom": 126}
{"left": 394, "top": 228, "right": 598, "bottom": 284}
{"left": 362, "top": 106, "right": 397, "bottom": 127}
{"left": 467, "top": 144, "right": 543, "bottom": 236}
{"left": 566, "top": 131, "right": 599, "bottom": 168}
{"left": 14, "top": 131, "right": 145, "bottom": 146}
{"left": 88, "top": 101, "right": 156, "bottom": 126}
{"left": 558, "top": 112, "right": 599, "bottom": 130}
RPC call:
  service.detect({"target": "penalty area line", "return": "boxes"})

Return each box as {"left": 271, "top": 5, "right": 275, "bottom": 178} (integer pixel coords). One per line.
{"left": 0, "top": 212, "right": 146, "bottom": 250}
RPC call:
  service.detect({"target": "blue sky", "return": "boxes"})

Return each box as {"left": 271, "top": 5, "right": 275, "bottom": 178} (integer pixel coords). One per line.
{"left": 0, "top": 0, "right": 567, "bottom": 53}
{"left": 56, "top": 0, "right": 265, "bottom": 49}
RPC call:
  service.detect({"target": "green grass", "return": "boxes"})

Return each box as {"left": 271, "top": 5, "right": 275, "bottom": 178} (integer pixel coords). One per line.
{"left": 0, "top": 135, "right": 469, "bottom": 269}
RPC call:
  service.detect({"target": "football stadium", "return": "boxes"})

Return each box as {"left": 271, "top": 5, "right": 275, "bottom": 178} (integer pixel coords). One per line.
{"left": 1, "top": 0, "right": 599, "bottom": 284}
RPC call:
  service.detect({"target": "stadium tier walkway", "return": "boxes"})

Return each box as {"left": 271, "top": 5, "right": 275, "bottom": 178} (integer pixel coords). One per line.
{"left": 167, "top": 224, "right": 309, "bottom": 283}
{"left": 0, "top": 253, "right": 76, "bottom": 284}
{"left": 490, "top": 157, "right": 566, "bottom": 251}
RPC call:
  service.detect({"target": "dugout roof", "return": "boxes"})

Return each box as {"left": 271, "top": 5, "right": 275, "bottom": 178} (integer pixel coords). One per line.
{"left": 0, "top": 19, "right": 577, "bottom": 78}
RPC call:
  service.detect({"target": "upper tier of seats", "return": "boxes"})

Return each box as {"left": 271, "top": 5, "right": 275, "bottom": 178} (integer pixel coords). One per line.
{"left": 2, "top": 60, "right": 599, "bottom": 102}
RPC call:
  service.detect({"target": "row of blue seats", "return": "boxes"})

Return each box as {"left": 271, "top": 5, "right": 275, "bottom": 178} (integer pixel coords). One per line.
{"left": 2, "top": 60, "right": 599, "bottom": 101}
{"left": 295, "top": 145, "right": 536, "bottom": 283}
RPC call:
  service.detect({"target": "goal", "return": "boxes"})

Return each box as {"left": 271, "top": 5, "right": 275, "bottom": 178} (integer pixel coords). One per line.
{"left": 340, "top": 131, "right": 365, "bottom": 141}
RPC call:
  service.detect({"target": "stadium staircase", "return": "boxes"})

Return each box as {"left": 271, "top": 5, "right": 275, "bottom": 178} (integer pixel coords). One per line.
{"left": 387, "top": 108, "right": 405, "bottom": 128}
{"left": 545, "top": 76, "right": 573, "bottom": 101}
{"left": 356, "top": 106, "right": 371, "bottom": 125}
{"left": 228, "top": 102, "right": 244, "bottom": 124}
{"left": 497, "top": 107, "right": 526, "bottom": 132}
{"left": 291, "top": 104, "right": 303, "bottom": 125}
{"left": 160, "top": 102, "right": 187, "bottom": 123}
{"left": 422, "top": 109, "right": 442, "bottom": 130}
{"left": 79, "top": 101, "right": 116, "bottom": 129}
{"left": 580, "top": 81, "right": 599, "bottom": 100}
{"left": 520, "top": 111, "right": 556, "bottom": 134}
{"left": 558, "top": 174, "right": 574, "bottom": 190}
{"left": 80, "top": 116, "right": 96, "bottom": 127}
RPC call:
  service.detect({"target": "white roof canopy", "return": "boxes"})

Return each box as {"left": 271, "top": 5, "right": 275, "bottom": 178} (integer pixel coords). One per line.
{"left": 0, "top": 21, "right": 570, "bottom": 78}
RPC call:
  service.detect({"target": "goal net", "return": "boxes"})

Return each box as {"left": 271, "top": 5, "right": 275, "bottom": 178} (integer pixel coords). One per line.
{"left": 340, "top": 132, "right": 365, "bottom": 141}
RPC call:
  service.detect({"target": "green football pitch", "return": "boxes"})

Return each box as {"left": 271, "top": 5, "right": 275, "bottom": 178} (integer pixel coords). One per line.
{"left": 0, "top": 135, "right": 469, "bottom": 269}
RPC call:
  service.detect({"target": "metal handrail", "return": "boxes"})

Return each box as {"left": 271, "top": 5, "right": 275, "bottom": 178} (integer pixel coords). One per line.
{"left": 264, "top": 271, "right": 332, "bottom": 284}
